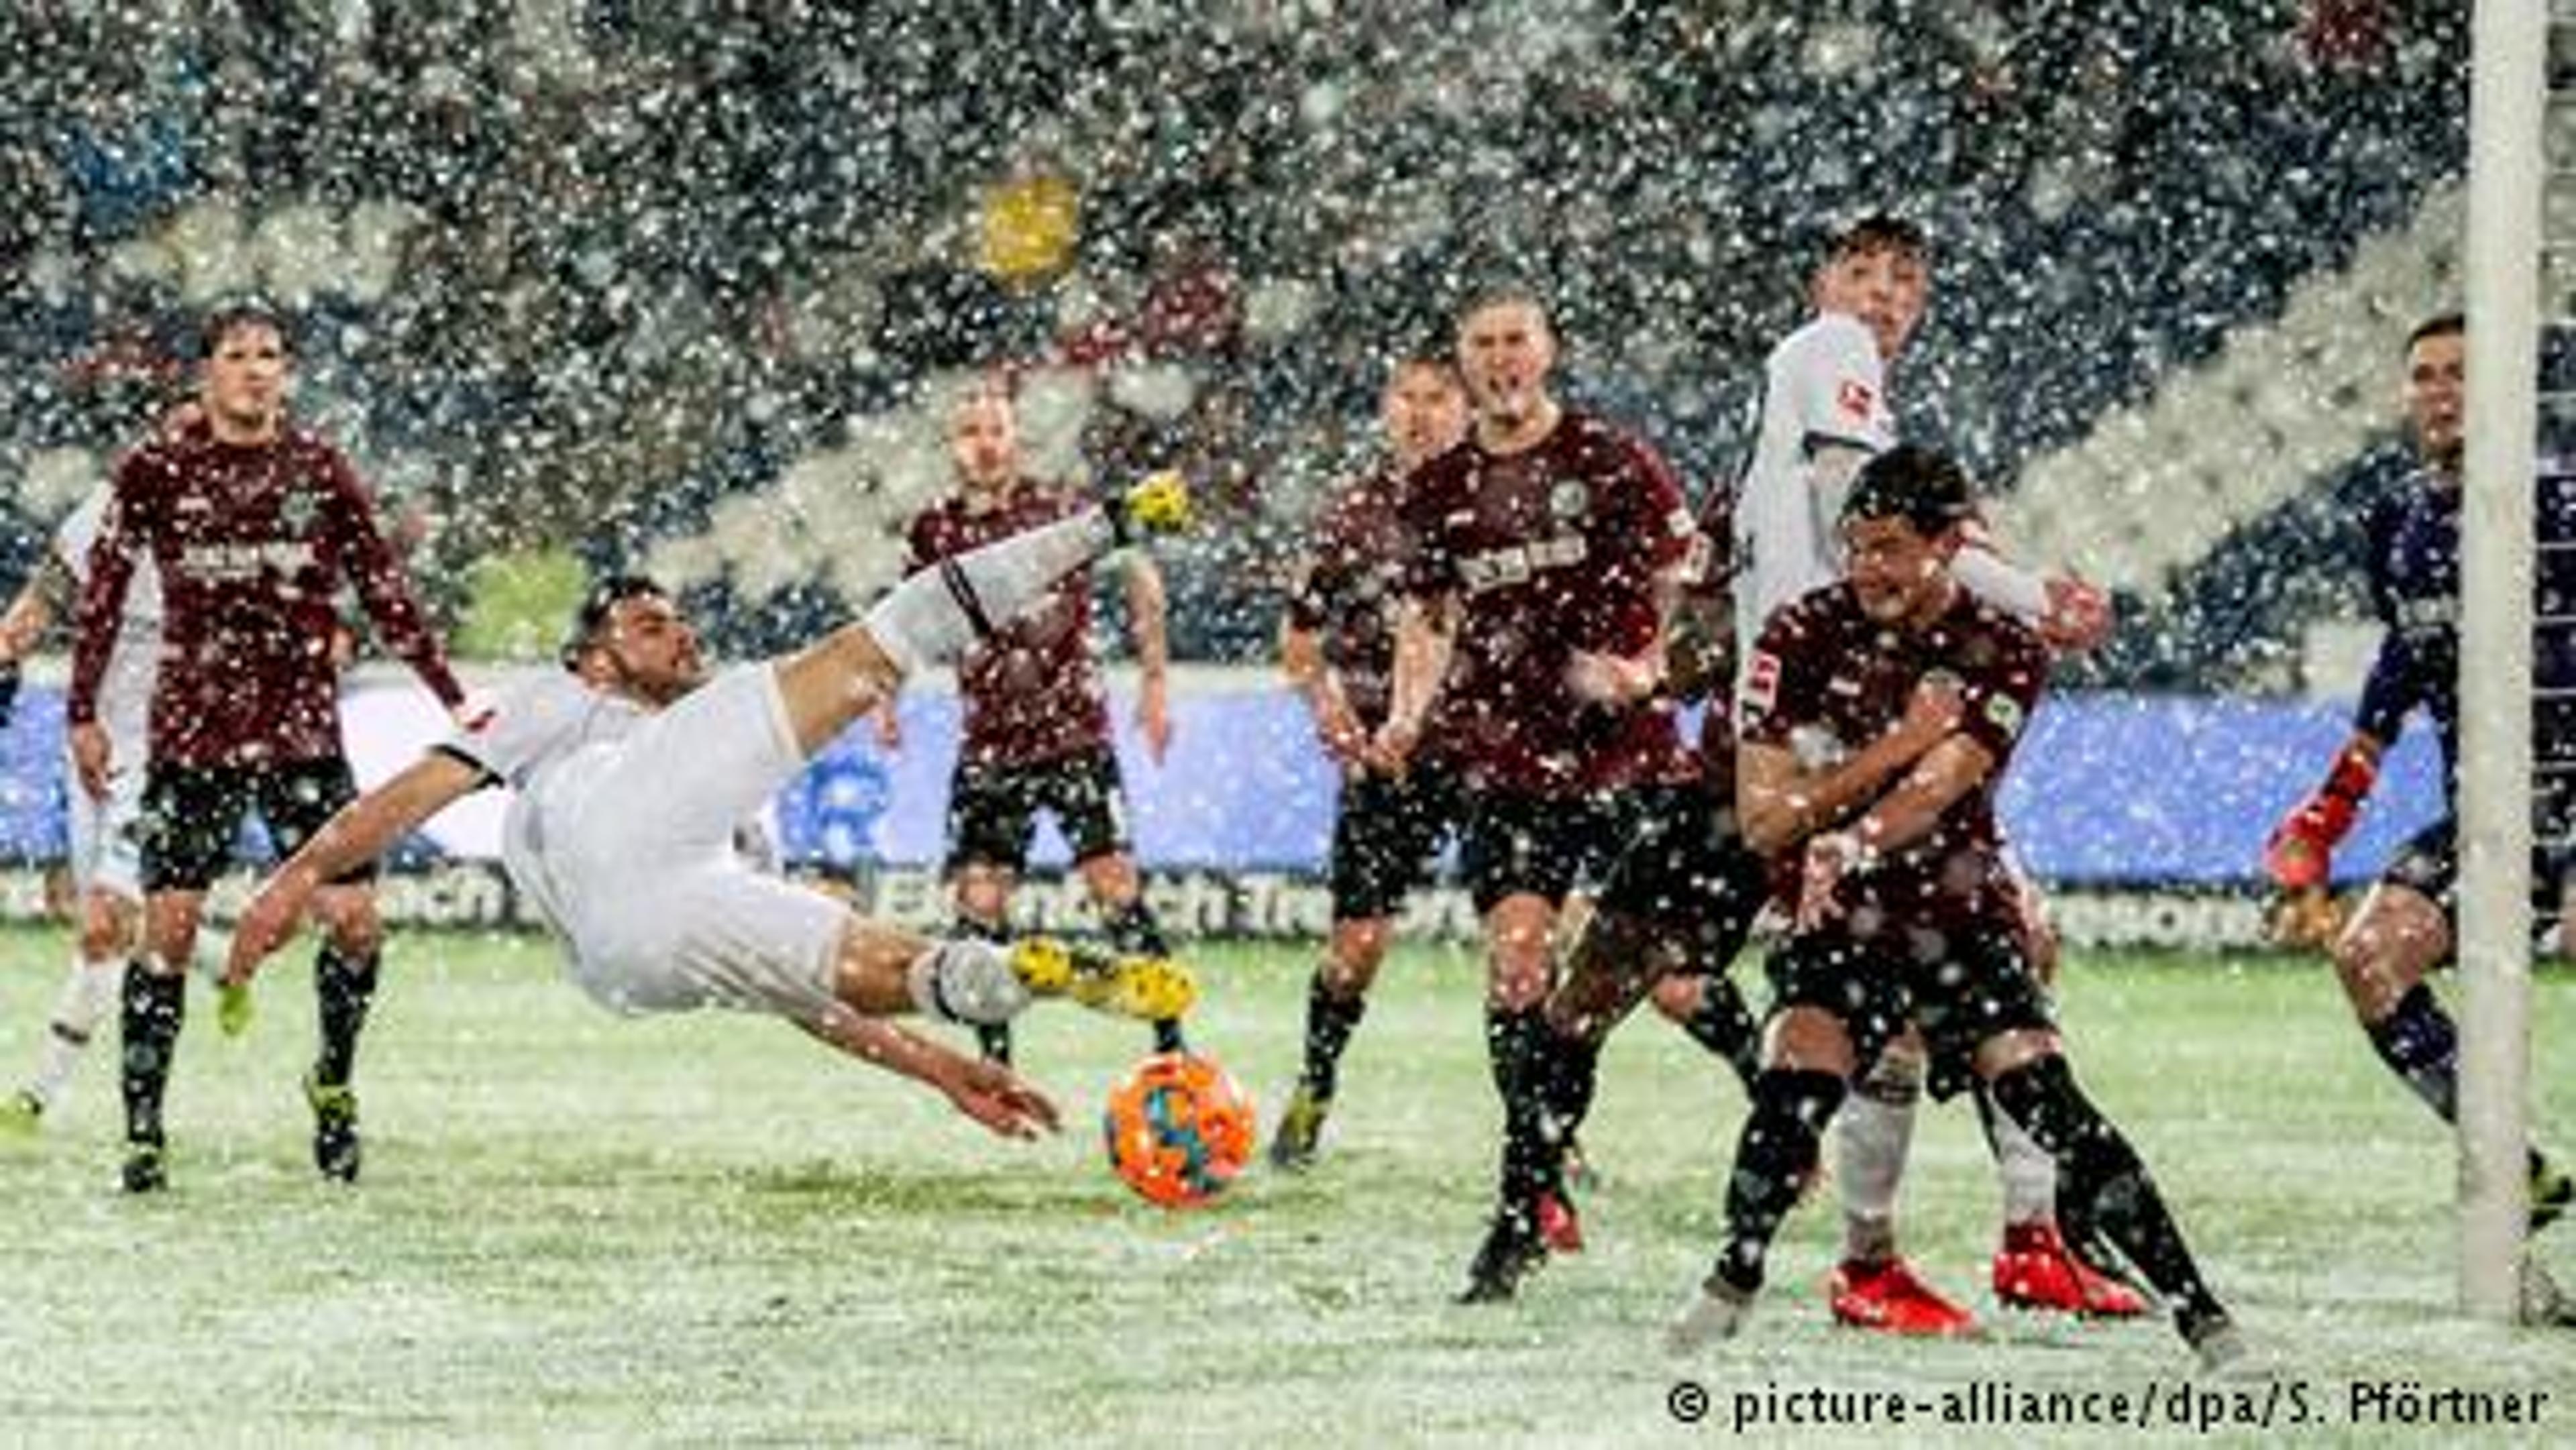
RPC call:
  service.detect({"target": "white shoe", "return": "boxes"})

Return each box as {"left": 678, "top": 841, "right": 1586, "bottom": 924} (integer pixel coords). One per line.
{"left": 1664, "top": 1277, "right": 1753, "bottom": 1356}
{"left": 2186, "top": 1316, "right": 2257, "bottom": 1376}
{"left": 912, "top": 941, "right": 1032, "bottom": 1025}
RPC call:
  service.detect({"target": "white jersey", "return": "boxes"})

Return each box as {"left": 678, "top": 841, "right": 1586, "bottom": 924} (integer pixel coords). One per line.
{"left": 54, "top": 483, "right": 162, "bottom": 752}
{"left": 435, "top": 665, "right": 845, "bottom": 1019}
{"left": 1731, "top": 311, "right": 1894, "bottom": 669}
{"left": 437, "top": 669, "right": 650, "bottom": 942}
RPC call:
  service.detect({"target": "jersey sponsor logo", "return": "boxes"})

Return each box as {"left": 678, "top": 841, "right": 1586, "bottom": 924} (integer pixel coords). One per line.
{"left": 1456, "top": 535, "right": 1590, "bottom": 594}
{"left": 178, "top": 540, "right": 318, "bottom": 581}
{"left": 1836, "top": 378, "right": 1876, "bottom": 421}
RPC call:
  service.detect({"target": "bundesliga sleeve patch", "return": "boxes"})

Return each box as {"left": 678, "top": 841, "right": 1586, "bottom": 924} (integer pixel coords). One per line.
{"left": 1836, "top": 378, "right": 1876, "bottom": 423}
{"left": 1982, "top": 692, "right": 2025, "bottom": 738}
{"left": 1742, "top": 650, "right": 1782, "bottom": 715}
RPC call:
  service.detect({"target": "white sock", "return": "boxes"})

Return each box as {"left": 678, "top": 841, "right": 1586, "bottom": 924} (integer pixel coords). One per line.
{"left": 865, "top": 509, "right": 1116, "bottom": 676}
{"left": 1837, "top": 1050, "right": 1924, "bottom": 1263}
{"left": 1990, "top": 1103, "right": 2059, "bottom": 1227}
{"left": 24, "top": 955, "right": 125, "bottom": 1109}
{"left": 906, "top": 940, "right": 1031, "bottom": 1026}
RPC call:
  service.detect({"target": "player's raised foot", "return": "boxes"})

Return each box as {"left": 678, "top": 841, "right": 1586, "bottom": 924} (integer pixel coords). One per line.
{"left": 1007, "top": 938, "right": 1197, "bottom": 1022}
{"left": 1268, "top": 1082, "right": 1331, "bottom": 1170}
{"left": 1827, "top": 1257, "right": 1978, "bottom": 1337}
{"left": 305, "top": 1074, "right": 361, "bottom": 1184}
{"left": 216, "top": 977, "right": 255, "bottom": 1038}
{"left": 1664, "top": 1274, "right": 1756, "bottom": 1355}
{"left": 1112, "top": 469, "right": 1193, "bottom": 541}
{"left": 1456, "top": 1211, "right": 1546, "bottom": 1304}
{"left": 1992, "top": 1221, "right": 2149, "bottom": 1317}
{"left": 2531, "top": 1155, "right": 2573, "bottom": 1235}
{"left": 121, "top": 1141, "right": 167, "bottom": 1194}
{"left": 1534, "top": 1187, "right": 1585, "bottom": 1255}
{"left": 0, "top": 1090, "right": 41, "bottom": 1138}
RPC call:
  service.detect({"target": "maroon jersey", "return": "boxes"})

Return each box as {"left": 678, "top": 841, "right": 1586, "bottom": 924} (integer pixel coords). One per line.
{"left": 69, "top": 421, "right": 462, "bottom": 768}
{"left": 1403, "top": 410, "right": 1699, "bottom": 795}
{"left": 1737, "top": 582, "right": 2048, "bottom": 936}
{"left": 1285, "top": 466, "right": 1415, "bottom": 730}
{"left": 905, "top": 481, "right": 1111, "bottom": 768}
{"left": 1684, "top": 480, "right": 1740, "bottom": 804}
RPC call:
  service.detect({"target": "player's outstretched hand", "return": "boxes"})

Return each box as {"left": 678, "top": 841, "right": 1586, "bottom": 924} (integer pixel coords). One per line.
{"left": 942, "top": 1058, "right": 1063, "bottom": 1140}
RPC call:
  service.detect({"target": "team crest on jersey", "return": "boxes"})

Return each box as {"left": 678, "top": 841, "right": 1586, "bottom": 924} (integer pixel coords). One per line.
{"left": 279, "top": 489, "right": 319, "bottom": 537}
{"left": 1836, "top": 379, "right": 1876, "bottom": 422}
{"left": 1984, "top": 693, "right": 2024, "bottom": 738}
{"left": 1549, "top": 480, "right": 1589, "bottom": 523}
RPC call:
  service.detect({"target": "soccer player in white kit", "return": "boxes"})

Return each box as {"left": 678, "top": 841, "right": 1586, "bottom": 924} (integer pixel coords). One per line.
{"left": 0, "top": 482, "right": 160, "bottom": 1129}
{"left": 1731, "top": 215, "right": 2122, "bottom": 1333}
{"left": 222, "top": 480, "right": 1195, "bottom": 1139}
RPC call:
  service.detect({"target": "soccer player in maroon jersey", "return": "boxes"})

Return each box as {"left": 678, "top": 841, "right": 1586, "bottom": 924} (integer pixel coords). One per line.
{"left": 1666, "top": 445, "right": 2242, "bottom": 1371}
{"left": 891, "top": 384, "right": 1185, "bottom": 1063}
{"left": 1372, "top": 290, "right": 1707, "bottom": 1298}
{"left": 68, "top": 299, "right": 470, "bottom": 1192}
{"left": 1269, "top": 353, "right": 1470, "bottom": 1168}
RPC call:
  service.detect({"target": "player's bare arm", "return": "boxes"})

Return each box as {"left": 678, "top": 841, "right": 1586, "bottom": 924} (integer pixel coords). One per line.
{"left": 1735, "top": 677, "right": 1965, "bottom": 855}
{"left": 1796, "top": 733, "right": 2001, "bottom": 927}
{"left": 1280, "top": 618, "right": 1366, "bottom": 764}
{"left": 1124, "top": 552, "right": 1173, "bottom": 763}
{"left": 1376, "top": 592, "right": 1457, "bottom": 770}
{"left": 797, "top": 1013, "right": 1062, "bottom": 1140}
{"left": 0, "top": 552, "right": 74, "bottom": 662}
{"left": 225, "top": 752, "right": 486, "bottom": 986}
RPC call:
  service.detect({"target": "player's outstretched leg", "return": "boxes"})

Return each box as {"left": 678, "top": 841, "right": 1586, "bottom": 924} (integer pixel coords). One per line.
{"left": 1273, "top": 964, "right": 1364, "bottom": 1170}
{"left": 1666, "top": 1068, "right": 1849, "bottom": 1353}
{"left": 117, "top": 960, "right": 185, "bottom": 1192}
{"left": 1984, "top": 1054, "right": 2242, "bottom": 1370}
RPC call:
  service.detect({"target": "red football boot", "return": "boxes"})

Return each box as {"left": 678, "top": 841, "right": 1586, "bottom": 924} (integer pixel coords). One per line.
{"left": 1826, "top": 1257, "right": 1977, "bottom": 1336}
{"left": 1534, "top": 1188, "right": 1585, "bottom": 1254}
{"left": 1992, "top": 1221, "right": 2149, "bottom": 1317}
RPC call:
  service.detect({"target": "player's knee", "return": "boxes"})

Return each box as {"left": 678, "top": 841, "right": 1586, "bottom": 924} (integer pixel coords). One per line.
{"left": 79, "top": 896, "right": 133, "bottom": 961}
{"left": 1766, "top": 1005, "right": 1856, "bottom": 1077}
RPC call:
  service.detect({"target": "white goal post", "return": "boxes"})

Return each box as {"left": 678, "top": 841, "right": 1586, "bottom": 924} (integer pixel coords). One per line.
{"left": 2459, "top": 0, "right": 2546, "bottom": 1322}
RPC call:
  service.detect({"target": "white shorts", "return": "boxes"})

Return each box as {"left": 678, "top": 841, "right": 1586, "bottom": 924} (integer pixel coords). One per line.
{"left": 66, "top": 750, "right": 146, "bottom": 902}
{"left": 555, "top": 665, "right": 850, "bottom": 1020}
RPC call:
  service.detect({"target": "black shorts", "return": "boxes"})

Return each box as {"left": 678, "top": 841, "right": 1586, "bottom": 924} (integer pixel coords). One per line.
{"left": 1328, "top": 763, "right": 1466, "bottom": 922}
{"left": 1460, "top": 784, "right": 1688, "bottom": 915}
{"left": 1764, "top": 923, "right": 2055, "bottom": 1101}
{"left": 140, "top": 758, "right": 372, "bottom": 893}
{"left": 1594, "top": 788, "right": 1772, "bottom": 972}
{"left": 945, "top": 747, "right": 1132, "bottom": 873}
{"left": 2377, "top": 818, "right": 2571, "bottom": 949}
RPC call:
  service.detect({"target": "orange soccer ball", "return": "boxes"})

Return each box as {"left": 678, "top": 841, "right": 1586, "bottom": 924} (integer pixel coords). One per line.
{"left": 1102, "top": 1052, "right": 1257, "bottom": 1208}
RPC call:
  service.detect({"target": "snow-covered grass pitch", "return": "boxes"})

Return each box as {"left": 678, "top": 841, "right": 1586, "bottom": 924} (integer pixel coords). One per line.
{"left": 2, "top": 928, "right": 2571, "bottom": 1444}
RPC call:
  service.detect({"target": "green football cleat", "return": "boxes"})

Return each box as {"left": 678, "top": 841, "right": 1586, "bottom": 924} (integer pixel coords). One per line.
{"left": 1269, "top": 1083, "right": 1331, "bottom": 1170}
{"left": 1116, "top": 469, "right": 1193, "bottom": 539}
{"left": 0, "top": 1090, "right": 41, "bottom": 1138}
{"left": 305, "top": 1074, "right": 362, "bottom": 1184}
{"left": 1007, "top": 938, "right": 1199, "bottom": 1022}
{"left": 216, "top": 978, "right": 255, "bottom": 1038}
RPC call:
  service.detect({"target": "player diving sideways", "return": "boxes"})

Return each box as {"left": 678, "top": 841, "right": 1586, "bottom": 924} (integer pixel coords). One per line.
{"left": 219, "top": 476, "right": 1197, "bottom": 1139}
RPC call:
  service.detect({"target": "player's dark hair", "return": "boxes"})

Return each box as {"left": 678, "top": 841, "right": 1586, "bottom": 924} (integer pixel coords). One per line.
{"left": 563, "top": 575, "right": 668, "bottom": 667}
{"left": 1825, "top": 213, "right": 1929, "bottom": 266}
{"left": 1454, "top": 283, "right": 1553, "bottom": 333}
{"left": 1841, "top": 444, "right": 1976, "bottom": 536}
{"left": 198, "top": 296, "right": 294, "bottom": 359}
{"left": 2406, "top": 311, "right": 2463, "bottom": 351}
